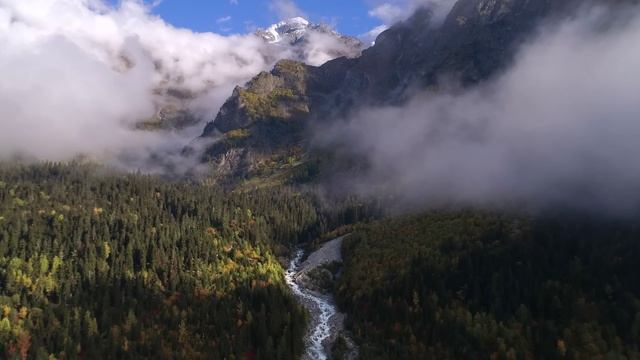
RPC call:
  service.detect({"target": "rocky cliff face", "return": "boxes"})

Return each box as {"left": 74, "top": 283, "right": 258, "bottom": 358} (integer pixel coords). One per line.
{"left": 197, "top": 60, "right": 315, "bottom": 181}
{"left": 198, "top": 0, "right": 624, "bottom": 184}
{"left": 207, "top": 60, "right": 310, "bottom": 134}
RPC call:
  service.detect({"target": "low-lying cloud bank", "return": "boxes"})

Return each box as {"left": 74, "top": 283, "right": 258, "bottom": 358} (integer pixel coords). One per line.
{"left": 321, "top": 5, "right": 640, "bottom": 214}
{"left": 0, "top": 0, "right": 353, "bottom": 170}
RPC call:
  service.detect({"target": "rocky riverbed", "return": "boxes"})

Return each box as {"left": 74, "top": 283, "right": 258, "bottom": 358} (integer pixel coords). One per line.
{"left": 285, "top": 236, "right": 358, "bottom": 360}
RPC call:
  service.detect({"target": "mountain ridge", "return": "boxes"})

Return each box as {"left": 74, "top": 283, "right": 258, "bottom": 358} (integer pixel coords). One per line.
{"left": 197, "top": 0, "right": 592, "bottom": 184}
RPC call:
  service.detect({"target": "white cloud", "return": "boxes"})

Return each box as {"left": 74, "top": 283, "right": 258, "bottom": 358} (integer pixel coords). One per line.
{"left": 360, "top": 24, "right": 388, "bottom": 45}
{"left": 0, "top": 0, "right": 276, "bottom": 166}
{"left": 301, "top": 29, "right": 361, "bottom": 66}
{"left": 364, "top": 0, "right": 456, "bottom": 41}
{"left": 217, "top": 15, "right": 232, "bottom": 23}
{"left": 269, "top": 0, "right": 305, "bottom": 20}
{"left": 368, "top": 3, "right": 404, "bottom": 24}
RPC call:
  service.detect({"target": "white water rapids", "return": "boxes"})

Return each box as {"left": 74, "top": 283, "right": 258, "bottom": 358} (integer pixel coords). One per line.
{"left": 285, "top": 249, "right": 336, "bottom": 360}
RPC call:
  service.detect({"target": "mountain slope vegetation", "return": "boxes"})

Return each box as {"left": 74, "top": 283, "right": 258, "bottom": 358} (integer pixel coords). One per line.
{"left": 337, "top": 212, "right": 640, "bottom": 359}
{"left": 0, "top": 163, "right": 376, "bottom": 359}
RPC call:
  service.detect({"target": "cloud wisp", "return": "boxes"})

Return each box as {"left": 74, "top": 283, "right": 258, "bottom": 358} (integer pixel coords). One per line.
{"left": 269, "top": 0, "right": 306, "bottom": 20}
{"left": 363, "top": 0, "right": 456, "bottom": 42}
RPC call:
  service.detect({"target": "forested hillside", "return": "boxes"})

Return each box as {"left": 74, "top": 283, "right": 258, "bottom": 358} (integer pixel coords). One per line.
{"left": 0, "top": 162, "right": 375, "bottom": 359}
{"left": 337, "top": 211, "right": 640, "bottom": 359}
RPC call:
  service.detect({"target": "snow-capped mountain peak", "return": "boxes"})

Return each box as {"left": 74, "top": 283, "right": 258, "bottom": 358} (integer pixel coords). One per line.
{"left": 257, "top": 17, "right": 311, "bottom": 44}
{"left": 255, "top": 17, "right": 364, "bottom": 66}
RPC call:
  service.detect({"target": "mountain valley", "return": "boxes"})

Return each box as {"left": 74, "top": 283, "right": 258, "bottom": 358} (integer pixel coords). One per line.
{"left": 2, "top": 0, "right": 640, "bottom": 359}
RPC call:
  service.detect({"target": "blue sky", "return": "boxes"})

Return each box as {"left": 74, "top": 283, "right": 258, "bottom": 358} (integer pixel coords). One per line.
{"left": 109, "top": 0, "right": 384, "bottom": 36}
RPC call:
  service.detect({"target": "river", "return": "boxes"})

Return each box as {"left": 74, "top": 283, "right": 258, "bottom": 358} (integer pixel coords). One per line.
{"left": 285, "top": 248, "right": 336, "bottom": 360}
